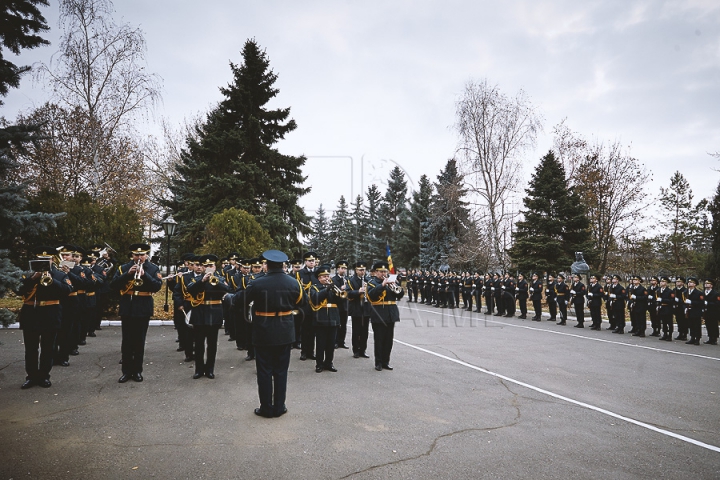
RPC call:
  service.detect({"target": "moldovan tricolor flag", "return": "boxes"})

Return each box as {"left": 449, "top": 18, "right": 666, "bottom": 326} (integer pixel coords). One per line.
{"left": 386, "top": 244, "right": 395, "bottom": 274}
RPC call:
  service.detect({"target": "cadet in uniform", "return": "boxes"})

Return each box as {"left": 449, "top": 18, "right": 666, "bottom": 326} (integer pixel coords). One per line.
{"left": 609, "top": 274, "right": 627, "bottom": 334}
{"left": 310, "top": 264, "right": 342, "bottom": 372}
{"left": 684, "top": 277, "right": 704, "bottom": 345}
{"left": 586, "top": 274, "right": 604, "bottom": 330}
{"left": 483, "top": 273, "right": 494, "bottom": 314}
{"left": 347, "top": 261, "right": 371, "bottom": 359}
{"left": 673, "top": 277, "right": 688, "bottom": 341}
{"left": 238, "top": 250, "right": 307, "bottom": 418}
{"left": 186, "top": 255, "right": 229, "bottom": 379}
{"left": 332, "top": 260, "right": 351, "bottom": 349}
{"left": 366, "top": 261, "right": 404, "bottom": 371}
{"left": 110, "top": 243, "right": 162, "bottom": 383}
{"left": 297, "top": 252, "right": 319, "bottom": 361}
{"left": 570, "top": 273, "right": 586, "bottom": 328}
{"left": 555, "top": 274, "right": 569, "bottom": 325}
{"left": 516, "top": 273, "right": 528, "bottom": 319}
{"left": 628, "top": 275, "right": 648, "bottom": 337}
{"left": 173, "top": 255, "right": 196, "bottom": 362}
{"left": 703, "top": 279, "right": 719, "bottom": 345}
{"left": 647, "top": 276, "right": 660, "bottom": 336}
{"left": 546, "top": 274, "right": 557, "bottom": 322}
{"left": 657, "top": 276, "right": 675, "bottom": 341}
{"left": 17, "top": 246, "right": 73, "bottom": 388}
{"left": 529, "top": 273, "right": 543, "bottom": 321}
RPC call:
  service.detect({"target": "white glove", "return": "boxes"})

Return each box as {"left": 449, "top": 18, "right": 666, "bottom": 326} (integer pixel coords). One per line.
{"left": 587, "top": 292, "right": 593, "bottom": 297}
{"left": 705, "top": 300, "right": 708, "bottom": 305}
{"left": 529, "top": 288, "right": 534, "bottom": 292}
{"left": 675, "top": 298, "right": 679, "bottom": 303}
{"left": 545, "top": 290, "right": 550, "bottom": 294}
{"left": 570, "top": 290, "right": 576, "bottom": 295}
{"left": 685, "top": 299, "right": 691, "bottom": 304}
{"left": 610, "top": 293, "right": 616, "bottom": 299}
{"left": 491, "top": 287, "right": 495, "bottom": 291}
{"left": 515, "top": 287, "right": 520, "bottom": 291}
{"left": 631, "top": 294, "right": 636, "bottom": 300}
{"left": 501, "top": 286, "right": 505, "bottom": 290}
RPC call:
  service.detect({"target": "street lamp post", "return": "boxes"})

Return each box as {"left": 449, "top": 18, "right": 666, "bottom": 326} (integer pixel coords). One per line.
{"left": 162, "top": 217, "right": 178, "bottom": 313}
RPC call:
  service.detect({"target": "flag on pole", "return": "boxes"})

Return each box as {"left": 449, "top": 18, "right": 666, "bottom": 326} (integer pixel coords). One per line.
{"left": 386, "top": 244, "right": 395, "bottom": 274}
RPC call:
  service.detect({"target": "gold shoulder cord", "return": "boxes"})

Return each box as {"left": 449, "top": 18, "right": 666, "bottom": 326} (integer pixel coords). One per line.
{"left": 309, "top": 285, "right": 327, "bottom": 312}
{"left": 118, "top": 265, "right": 135, "bottom": 296}
{"left": 295, "top": 279, "right": 304, "bottom": 305}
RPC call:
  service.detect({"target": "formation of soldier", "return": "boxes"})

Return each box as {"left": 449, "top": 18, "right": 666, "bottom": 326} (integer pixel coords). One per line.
{"left": 403, "top": 269, "right": 720, "bottom": 346}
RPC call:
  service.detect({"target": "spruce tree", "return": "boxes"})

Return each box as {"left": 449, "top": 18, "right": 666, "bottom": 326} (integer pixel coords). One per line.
{"left": 305, "top": 204, "right": 331, "bottom": 260}
{"left": 509, "top": 151, "right": 592, "bottom": 274}
{"left": 350, "top": 194, "right": 367, "bottom": 262}
{"left": 378, "top": 166, "right": 409, "bottom": 255}
{"left": 707, "top": 180, "right": 720, "bottom": 281}
{"left": 328, "top": 195, "right": 354, "bottom": 263}
{"left": 396, "top": 174, "right": 432, "bottom": 268}
{"left": 0, "top": 0, "right": 58, "bottom": 324}
{"left": 167, "top": 39, "right": 310, "bottom": 254}
{"left": 364, "top": 184, "right": 385, "bottom": 263}
{"left": 420, "top": 160, "right": 470, "bottom": 269}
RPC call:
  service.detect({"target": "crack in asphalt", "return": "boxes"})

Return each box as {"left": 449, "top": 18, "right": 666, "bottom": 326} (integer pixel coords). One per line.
{"left": 0, "top": 359, "right": 23, "bottom": 371}
{"left": 339, "top": 348, "right": 523, "bottom": 479}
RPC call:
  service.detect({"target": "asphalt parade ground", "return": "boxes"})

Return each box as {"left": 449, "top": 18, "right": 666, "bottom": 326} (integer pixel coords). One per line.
{"left": 1, "top": 304, "right": 719, "bottom": 479}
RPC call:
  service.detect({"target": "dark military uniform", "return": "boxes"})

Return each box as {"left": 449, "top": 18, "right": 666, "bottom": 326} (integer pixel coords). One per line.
{"left": 657, "top": 280, "right": 676, "bottom": 341}
{"left": 347, "top": 263, "right": 371, "bottom": 358}
{"left": 110, "top": 244, "right": 162, "bottom": 381}
{"left": 332, "top": 261, "right": 351, "bottom": 349}
{"left": 609, "top": 278, "right": 627, "bottom": 333}
{"left": 503, "top": 276, "right": 516, "bottom": 317}
{"left": 684, "top": 280, "right": 704, "bottom": 345}
{"left": 186, "top": 255, "right": 230, "bottom": 378}
{"left": 173, "top": 261, "right": 195, "bottom": 360}
{"left": 238, "top": 250, "right": 307, "bottom": 418}
{"left": 647, "top": 279, "right": 660, "bottom": 336}
{"left": 366, "top": 262, "right": 404, "bottom": 370}
{"left": 627, "top": 280, "right": 648, "bottom": 336}
{"left": 604, "top": 277, "right": 615, "bottom": 329}
{"left": 516, "top": 276, "right": 528, "bottom": 319}
{"left": 586, "top": 279, "right": 604, "bottom": 330}
{"left": 17, "top": 249, "right": 72, "bottom": 388}
{"left": 673, "top": 281, "right": 688, "bottom": 341}
{"left": 493, "top": 275, "right": 504, "bottom": 316}
{"left": 546, "top": 278, "right": 557, "bottom": 321}
{"left": 483, "top": 275, "right": 494, "bottom": 314}
{"left": 529, "top": 276, "right": 543, "bottom": 321}
{"left": 555, "top": 276, "right": 569, "bottom": 325}
{"left": 297, "top": 253, "right": 319, "bottom": 359}
{"left": 703, "top": 282, "right": 719, "bottom": 345}
{"left": 570, "top": 278, "right": 586, "bottom": 327}
{"left": 310, "top": 265, "right": 342, "bottom": 372}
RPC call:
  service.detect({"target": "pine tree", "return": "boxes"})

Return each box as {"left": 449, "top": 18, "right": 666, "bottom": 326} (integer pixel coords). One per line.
{"left": 707, "top": 180, "right": 720, "bottom": 281}
{"left": 655, "top": 171, "right": 709, "bottom": 273}
{"left": 378, "top": 166, "right": 409, "bottom": 256}
{"left": 396, "top": 174, "right": 432, "bottom": 268}
{"left": 350, "top": 194, "right": 367, "bottom": 262}
{"left": 305, "top": 204, "right": 331, "bottom": 260}
{"left": 167, "top": 39, "right": 310, "bottom": 254}
{"left": 364, "top": 185, "right": 385, "bottom": 263}
{"left": 328, "top": 195, "right": 354, "bottom": 263}
{"left": 0, "top": 1, "right": 57, "bottom": 324}
{"left": 420, "top": 160, "right": 470, "bottom": 269}
{"left": 509, "top": 151, "right": 592, "bottom": 274}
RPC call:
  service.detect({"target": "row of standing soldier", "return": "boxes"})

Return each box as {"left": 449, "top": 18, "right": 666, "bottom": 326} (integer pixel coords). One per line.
{"left": 403, "top": 270, "right": 719, "bottom": 346}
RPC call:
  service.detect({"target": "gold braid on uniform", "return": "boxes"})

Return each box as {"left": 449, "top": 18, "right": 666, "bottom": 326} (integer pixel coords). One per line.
{"left": 22, "top": 280, "right": 38, "bottom": 303}
{"left": 118, "top": 265, "right": 135, "bottom": 296}
{"left": 308, "top": 285, "right": 328, "bottom": 312}
{"left": 181, "top": 275, "right": 205, "bottom": 307}
{"left": 365, "top": 279, "right": 387, "bottom": 305}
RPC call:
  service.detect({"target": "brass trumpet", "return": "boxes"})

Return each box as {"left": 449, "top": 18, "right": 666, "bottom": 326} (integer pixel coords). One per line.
{"left": 40, "top": 271, "right": 53, "bottom": 287}
{"left": 209, "top": 275, "right": 219, "bottom": 286}
{"left": 387, "top": 282, "right": 403, "bottom": 295}
{"left": 133, "top": 260, "right": 144, "bottom": 287}
{"left": 332, "top": 285, "right": 348, "bottom": 299}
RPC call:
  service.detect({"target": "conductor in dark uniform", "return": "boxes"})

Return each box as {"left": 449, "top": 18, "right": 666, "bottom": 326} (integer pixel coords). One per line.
{"left": 238, "top": 250, "right": 307, "bottom": 418}
{"left": 17, "top": 246, "right": 73, "bottom": 388}
{"left": 110, "top": 243, "right": 162, "bottom": 383}
{"left": 366, "top": 261, "right": 404, "bottom": 371}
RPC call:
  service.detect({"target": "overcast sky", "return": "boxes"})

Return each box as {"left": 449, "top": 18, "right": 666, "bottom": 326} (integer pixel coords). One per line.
{"left": 5, "top": 0, "right": 720, "bottom": 216}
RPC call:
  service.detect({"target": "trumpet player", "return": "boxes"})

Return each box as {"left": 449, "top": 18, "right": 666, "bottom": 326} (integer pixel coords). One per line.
{"left": 185, "top": 255, "right": 229, "bottom": 379}
{"left": 56, "top": 245, "right": 94, "bottom": 366}
{"left": 347, "top": 261, "right": 371, "bottom": 359}
{"left": 110, "top": 243, "right": 162, "bottom": 383}
{"left": 366, "top": 261, "right": 403, "bottom": 372}
{"left": 17, "top": 246, "right": 73, "bottom": 389}
{"left": 332, "top": 260, "right": 351, "bottom": 349}
{"left": 310, "top": 264, "right": 343, "bottom": 373}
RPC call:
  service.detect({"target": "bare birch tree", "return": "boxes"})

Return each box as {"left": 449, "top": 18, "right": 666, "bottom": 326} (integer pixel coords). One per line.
{"left": 35, "top": 0, "right": 160, "bottom": 199}
{"left": 454, "top": 79, "right": 542, "bottom": 269}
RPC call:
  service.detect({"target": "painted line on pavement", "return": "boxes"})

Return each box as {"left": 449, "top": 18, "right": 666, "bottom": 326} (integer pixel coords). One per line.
{"left": 393, "top": 337, "right": 720, "bottom": 454}
{"left": 400, "top": 305, "right": 720, "bottom": 363}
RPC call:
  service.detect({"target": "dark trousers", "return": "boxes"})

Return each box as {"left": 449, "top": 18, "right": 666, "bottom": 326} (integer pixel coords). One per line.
{"left": 495, "top": 295, "right": 504, "bottom": 314}
{"left": 372, "top": 322, "right": 395, "bottom": 366}
{"left": 351, "top": 315, "right": 370, "bottom": 354}
{"left": 335, "top": 311, "right": 348, "bottom": 347}
{"left": 120, "top": 316, "right": 150, "bottom": 375}
{"left": 91, "top": 292, "right": 109, "bottom": 332}
{"left": 193, "top": 324, "right": 220, "bottom": 374}
{"left": 504, "top": 294, "right": 516, "bottom": 315}
{"left": 648, "top": 307, "right": 660, "bottom": 331}
{"left": 674, "top": 309, "right": 687, "bottom": 335}
{"left": 660, "top": 312, "right": 674, "bottom": 334}
{"left": 223, "top": 296, "right": 234, "bottom": 337}
{"left": 606, "top": 302, "right": 615, "bottom": 328}
{"left": 705, "top": 314, "right": 719, "bottom": 340}
{"left": 573, "top": 300, "right": 584, "bottom": 324}
{"left": 613, "top": 309, "right": 626, "bottom": 329}
{"left": 548, "top": 299, "right": 557, "bottom": 319}
{"left": 255, "top": 344, "right": 291, "bottom": 416}
{"left": 315, "top": 325, "right": 337, "bottom": 367}
{"left": 688, "top": 315, "right": 702, "bottom": 339}
{"left": 590, "top": 304, "right": 602, "bottom": 328}
{"left": 174, "top": 306, "right": 194, "bottom": 355}
{"left": 23, "top": 328, "right": 57, "bottom": 381}
{"left": 462, "top": 290, "right": 471, "bottom": 308}
{"left": 518, "top": 298, "right": 527, "bottom": 316}
{"left": 56, "top": 308, "right": 76, "bottom": 362}
{"left": 558, "top": 300, "right": 567, "bottom": 321}
{"left": 484, "top": 295, "right": 493, "bottom": 313}
{"left": 301, "top": 311, "right": 315, "bottom": 356}
{"left": 474, "top": 292, "right": 482, "bottom": 311}
{"left": 293, "top": 314, "right": 302, "bottom": 347}
{"left": 630, "top": 309, "right": 646, "bottom": 332}
{"left": 532, "top": 298, "right": 542, "bottom": 319}
{"left": 80, "top": 305, "right": 95, "bottom": 342}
